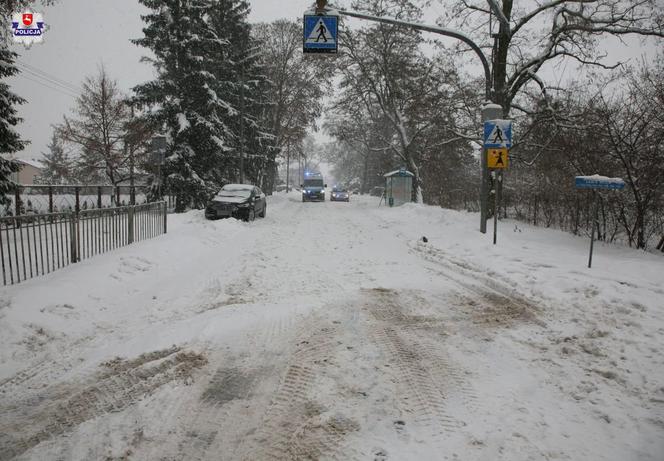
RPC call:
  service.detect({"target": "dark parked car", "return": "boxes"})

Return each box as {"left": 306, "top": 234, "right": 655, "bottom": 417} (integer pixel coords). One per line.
{"left": 330, "top": 186, "right": 350, "bottom": 202}
{"left": 205, "top": 184, "right": 266, "bottom": 221}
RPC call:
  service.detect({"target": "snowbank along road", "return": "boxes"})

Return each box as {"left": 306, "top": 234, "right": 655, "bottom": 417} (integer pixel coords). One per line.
{"left": 0, "top": 193, "right": 662, "bottom": 460}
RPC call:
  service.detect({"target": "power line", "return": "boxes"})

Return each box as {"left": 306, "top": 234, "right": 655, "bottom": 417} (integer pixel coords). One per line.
{"left": 16, "top": 60, "right": 81, "bottom": 92}
{"left": 16, "top": 60, "right": 82, "bottom": 93}
{"left": 16, "top": 66, "right": 81, "bottom": 96}
{"left": 17, "top": 74, "right": 78, "bottom": 99}
{"left": 16, "top": 64, "right": 81, "bottom": 94}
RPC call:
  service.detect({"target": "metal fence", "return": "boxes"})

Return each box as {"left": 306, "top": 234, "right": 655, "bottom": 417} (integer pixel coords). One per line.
{"left": 0, "top": 202, "right": 167, "bottom": 286}
{"left": 1, "top": 184, "right": 177, "bottom": 217}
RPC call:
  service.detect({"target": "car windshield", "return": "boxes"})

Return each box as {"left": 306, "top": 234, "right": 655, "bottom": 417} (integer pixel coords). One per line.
{"left": 217, "top": 188, "right": 252, "bottom": 198}
{"left": 304, "top": 179, "right": 324, "bottom": 188}
{"left": 334, "top": 188, "right": 347, "bottom": 192}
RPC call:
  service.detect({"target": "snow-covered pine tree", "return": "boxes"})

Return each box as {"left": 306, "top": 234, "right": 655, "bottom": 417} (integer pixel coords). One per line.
{"left": 0, "top": 44, "right": 24, "bottom": 205}
{"left": 40, "top": 132, "right": 72, "bottom": 184}
{"left": 1, "top": 2, "right": 62, "bottom": 203}
{"left": 133, "top": 0, "right": 238, "bottom": 211}
{"left": 208, "top": 0, "right": 274, "bottom": 188}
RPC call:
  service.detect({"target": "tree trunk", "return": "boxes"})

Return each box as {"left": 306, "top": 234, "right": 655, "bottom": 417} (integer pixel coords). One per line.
{"left": 636, "top": 209, "right": 646, "bottom": 249}
{"left": 361, "top": 152, "right": 369, "bottom": 195}
{"left": 573, "top": 197, "right": 580, "bottom": 236}
{"left": 492, "top": 0, "right": 514, "bottom": 114}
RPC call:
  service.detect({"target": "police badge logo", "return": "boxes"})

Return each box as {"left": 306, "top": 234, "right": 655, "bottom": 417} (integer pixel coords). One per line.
{"left": 11, "top": 11, "right": 46, "bottom": 48}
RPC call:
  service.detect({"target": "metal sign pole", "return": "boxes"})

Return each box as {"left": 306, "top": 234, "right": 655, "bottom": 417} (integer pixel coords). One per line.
{"left": 588, "top": 192, "right": 599, "bottom": 268}
{"left": 481, "top": 105, "right": 504, "bottom": 233}
{"left": 493, "top": 170, "right": 503, "bottom": 245}
{"left": 575, "top": 175, "right": 625, "bottom": 269}
{"left": 492, "top": 172, "right": 498, "bottom": 244}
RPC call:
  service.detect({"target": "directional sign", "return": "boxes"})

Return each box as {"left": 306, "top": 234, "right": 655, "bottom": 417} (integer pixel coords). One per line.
{"left": 575, "top": 176, "right": 625, "bottom": 190}
{"left": 303, "top": 14, "right": 338, "bottom": 54}
{"left": 487, "top": 148, "right": 508, "bottom": 169}
{"left": 484, "top": 119, "right": 512, "bottom": 149}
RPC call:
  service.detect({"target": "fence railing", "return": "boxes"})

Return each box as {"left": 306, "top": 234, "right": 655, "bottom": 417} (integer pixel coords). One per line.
{"left": 0, "top": 202, "right": 167, "bottom": 286}
{"left": 1, "top": 184, "right": 177, "bottom": 217}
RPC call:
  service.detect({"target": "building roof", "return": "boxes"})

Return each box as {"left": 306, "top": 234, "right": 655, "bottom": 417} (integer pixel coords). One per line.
{"left": 15, "top": 158, "right": 44, "bottom": 170}
{"left": 384, "top": 168, "right": 414, "bottom": 177}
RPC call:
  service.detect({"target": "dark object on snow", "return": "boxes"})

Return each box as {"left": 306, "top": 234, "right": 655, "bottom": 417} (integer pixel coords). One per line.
{"left": 657, "top": 235, "right": 664, "bottom": 252}
{"left": 422, "top": 236, "right": 428, "bottom": 243}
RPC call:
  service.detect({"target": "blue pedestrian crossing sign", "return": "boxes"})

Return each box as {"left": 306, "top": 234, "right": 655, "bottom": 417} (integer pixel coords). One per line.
{"left": 484, "top": 119, "right": 513, "bottom": 149}
{"left": 303, "top": 14, "right": 338, "bottom": 54}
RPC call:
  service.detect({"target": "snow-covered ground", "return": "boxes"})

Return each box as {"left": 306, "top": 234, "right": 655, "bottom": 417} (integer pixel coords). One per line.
{"left": 0, "top": 193, "right": 662, "bottom": 461}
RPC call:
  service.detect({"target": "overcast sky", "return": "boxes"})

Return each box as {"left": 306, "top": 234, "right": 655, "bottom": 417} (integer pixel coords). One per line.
{"left": 7, "top": 0, "right": 316, "bottom": 161}
{"left": 7, "top": 0, "right": 659, "bottom": 162}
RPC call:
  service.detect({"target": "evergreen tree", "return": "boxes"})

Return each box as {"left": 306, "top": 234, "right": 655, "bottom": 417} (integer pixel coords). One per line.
{"left": 209, "top": 0, "right": 267, "bottom": 187}
{"left": 133, "top": 0, "right": 239, "bottom": 211}
{"left": 40, "top": 132, "right": 73, "bottom": 184}
{"left": 208, "top": 0, "right": 275, "bottom": 189}
{"left": 1, "top": 2, "right": 60, "bottom": 203}
{"left": 0, "top": 45, "right": 23, "bottom": 205}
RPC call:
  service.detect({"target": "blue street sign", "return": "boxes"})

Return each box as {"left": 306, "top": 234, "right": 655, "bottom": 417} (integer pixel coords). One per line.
{"left": 303, "top": 14, "right": 338, "bottom": 54}
{"left": 575, "top": 176, "right": 626, "bottom": 190}
{"left": 484, "top": 120, "right": 512, "bottom": 148}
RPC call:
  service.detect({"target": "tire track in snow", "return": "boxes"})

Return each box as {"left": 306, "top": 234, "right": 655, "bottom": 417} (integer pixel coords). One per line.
{"left": 362, "top": 288, "right": 477, "bottom": 444}
{"left": 166, "top": 361, "right": 269, "bottom": 461}
{"left": 0, "top": 347, "right": 206, "bottom": 461}
{"left": 409, "top": 241, "right": 544, "bottom": 327}
{"left": 238, "top": 315, "right": 361, "bottom": 461}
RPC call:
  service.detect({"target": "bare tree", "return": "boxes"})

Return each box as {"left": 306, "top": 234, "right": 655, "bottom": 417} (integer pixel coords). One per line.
{"left": 253, "top": 20, "right": 332, "bottom": 169}
{"left": 599, "top": 64, "right": 664, "bottom": 248}
{"left": 332, "top": 0, "right": 474, "bottom": 202}
{"left": 499, "top": 58, "right": 664, "bottom": 249}
{"left": 444, "top": 0, "right": 664, "bottom": 116}
{"left": 56, "top": 67, "right": 131, "bottom": 185}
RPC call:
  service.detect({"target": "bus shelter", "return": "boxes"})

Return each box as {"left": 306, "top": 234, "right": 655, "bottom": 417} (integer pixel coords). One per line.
{"left": 384, "top": 168, "right": 414, "bottom": 207}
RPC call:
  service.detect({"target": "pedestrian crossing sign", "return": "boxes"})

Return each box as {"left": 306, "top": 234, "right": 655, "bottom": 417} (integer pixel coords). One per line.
{"left": 487, "top": 148, "right": 509, "bottom": 169}
{"left": 303, "top": 14, "right": 338, "bottom": 54}
{"left": 484, "top": 119, "right": 512, "bottom": 148}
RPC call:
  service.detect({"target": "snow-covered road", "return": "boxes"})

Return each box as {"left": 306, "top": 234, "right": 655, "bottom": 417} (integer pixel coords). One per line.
{"left": 1, "top": 193, "right": 662, "bottom": 460}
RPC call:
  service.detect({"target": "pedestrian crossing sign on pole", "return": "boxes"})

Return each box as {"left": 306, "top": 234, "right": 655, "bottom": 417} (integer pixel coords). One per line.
{"left": 303, "top": 14, "right": 338, "bottom": 54}
{"left": 484, "top": 119, "right": 512, "bottom": 149}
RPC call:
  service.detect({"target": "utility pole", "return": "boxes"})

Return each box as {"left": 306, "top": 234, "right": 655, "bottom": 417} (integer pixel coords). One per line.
{"left": 128, "top": 142, "right": 135, "bottom": 205}
{"left": 286, "top": 143, "right": 291, "bottom": 192}
{"left": 128, "top": 107, "right": 136, "bottom": 206}
{"left": 239, "top": 74, "right": 245, "bottom": 184}
{"left": 150, "top": 135, "right": 167, "bottom": 201}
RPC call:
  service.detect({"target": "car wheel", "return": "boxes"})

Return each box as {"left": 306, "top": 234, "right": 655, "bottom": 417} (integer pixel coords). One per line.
{"left": 259, "top": 204, "right": 266, "bottom": 218}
